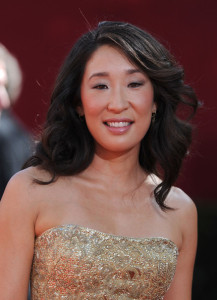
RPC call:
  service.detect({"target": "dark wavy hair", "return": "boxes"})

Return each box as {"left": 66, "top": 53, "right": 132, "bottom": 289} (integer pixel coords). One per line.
{"left": 24, "top": 21, "right": 199, "bottom": 210}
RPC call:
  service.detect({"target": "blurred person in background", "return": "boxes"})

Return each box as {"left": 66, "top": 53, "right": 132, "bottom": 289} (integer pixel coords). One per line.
{"left": 0, "top": 43, "right": 32, "bottom": 199}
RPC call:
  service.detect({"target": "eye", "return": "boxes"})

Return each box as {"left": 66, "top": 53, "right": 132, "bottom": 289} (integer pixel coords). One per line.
{"left": 128, "top": 82, "right": 144, "bottom": 88}
{"left": 93, "top": 84, "right": 108, "bottom": 90}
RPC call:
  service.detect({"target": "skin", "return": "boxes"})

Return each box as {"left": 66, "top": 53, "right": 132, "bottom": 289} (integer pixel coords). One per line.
{"left": 0, "top": 45, "right": 197, "bottom": 300}
{"left": 79, "top": 45, "right": 156, "bottom": 157}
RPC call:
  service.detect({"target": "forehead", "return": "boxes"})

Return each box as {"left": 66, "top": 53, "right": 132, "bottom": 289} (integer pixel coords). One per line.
{"left": 84, "top": 45, "right": 137, "bottom": 73}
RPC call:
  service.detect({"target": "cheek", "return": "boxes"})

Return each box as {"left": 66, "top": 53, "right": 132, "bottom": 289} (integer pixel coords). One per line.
{"left": 134, "top": 85, "right": 154, "bottom": 111}
{"left": 135, "top": 97, "right": 154, "bottom": 115}
{"left": 83, "top": 102, "right": 101, "bottom": 117}
{"left": 81, "top": 95, "right": 105, "bottom": 117}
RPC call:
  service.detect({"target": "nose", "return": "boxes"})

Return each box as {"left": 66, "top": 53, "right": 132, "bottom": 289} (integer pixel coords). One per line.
{"left": 107, "top": 87, "right": 129, "bottom": 113}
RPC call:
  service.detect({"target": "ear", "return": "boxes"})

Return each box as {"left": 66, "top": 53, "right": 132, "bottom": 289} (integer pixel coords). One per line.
{"left": 152, "top": 102, "right": 157, "bottom": 113}
{"left": 76, "top": 105, "right": 84, "bottom": 117}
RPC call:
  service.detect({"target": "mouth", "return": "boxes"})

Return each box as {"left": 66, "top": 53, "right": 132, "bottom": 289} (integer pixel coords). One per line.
{"left": 104, "top": 121, "right": 133, "bottom": 128}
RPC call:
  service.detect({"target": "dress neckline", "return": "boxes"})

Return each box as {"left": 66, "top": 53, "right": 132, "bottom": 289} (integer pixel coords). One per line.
{"left": 36, "top": 223, "right": 179, "bottom": 252}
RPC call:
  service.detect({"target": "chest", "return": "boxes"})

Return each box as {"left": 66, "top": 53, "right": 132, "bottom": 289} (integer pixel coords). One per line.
{"left": 35, "top": 183, "right": 181, "bottom": 248}
{"left": 31, "top": 225, "right": 178, "bottom": 300}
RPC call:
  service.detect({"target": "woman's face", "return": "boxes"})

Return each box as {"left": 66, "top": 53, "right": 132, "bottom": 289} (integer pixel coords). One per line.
{"left": 80, "top": 45, "right": 156, "bottom": 156}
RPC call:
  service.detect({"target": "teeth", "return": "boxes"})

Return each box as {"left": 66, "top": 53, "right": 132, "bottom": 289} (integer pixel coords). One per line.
{"left": 106, "top": 122, "right": 131, "bottom": 127}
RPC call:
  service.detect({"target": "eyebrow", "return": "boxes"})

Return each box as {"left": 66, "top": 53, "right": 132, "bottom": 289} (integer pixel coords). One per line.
{"left": 88, "top": 69, "right": 143, "bottom": 80}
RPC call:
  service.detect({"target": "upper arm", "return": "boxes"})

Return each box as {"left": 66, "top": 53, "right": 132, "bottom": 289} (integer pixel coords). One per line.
{"left": 164, "top": 191, "right": 198, "bottom": 300}
{"left": 0, "top": 171, "right": 37, "bottom": 300}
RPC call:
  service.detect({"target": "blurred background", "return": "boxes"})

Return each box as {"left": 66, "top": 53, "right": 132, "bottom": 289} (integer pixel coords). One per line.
{"left": 1, "top": 0, "right": 216, "bottom": 298}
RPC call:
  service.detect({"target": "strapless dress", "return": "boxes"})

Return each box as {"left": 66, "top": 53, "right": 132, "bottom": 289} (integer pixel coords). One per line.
{"left": 31, "top": 224, "right": 178, "bottom": 299}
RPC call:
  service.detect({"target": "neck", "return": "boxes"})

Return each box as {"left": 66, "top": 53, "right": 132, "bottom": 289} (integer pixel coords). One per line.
{"left": 86, "top": 146, "right": 147, "bottom": 190}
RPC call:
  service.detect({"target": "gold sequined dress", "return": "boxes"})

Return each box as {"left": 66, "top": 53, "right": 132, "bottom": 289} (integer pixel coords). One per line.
{"left": 31, "top": 224, "right": 178, "bottom": 299}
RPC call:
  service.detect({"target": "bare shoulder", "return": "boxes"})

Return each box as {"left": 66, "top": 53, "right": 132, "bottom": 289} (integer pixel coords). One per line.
{"left": 2, "top": 167, "right": 34, "bottom": 198}
{"left": 0, "top": 166, "right": 52, "bottom": 211}
{"left": 165, "top": 187, "right": 197, "bottom": 235}
{"left": 3, "top": 166, "right": 40, "bottom": 192}
{"left": 146, "top": 175, "right": 197, "bottom": 217}
{"left": 5, "top": 166, "right": 53, "bottom": 189}
{"left": 166, "top": 187, "right": 197, "bottom": 214}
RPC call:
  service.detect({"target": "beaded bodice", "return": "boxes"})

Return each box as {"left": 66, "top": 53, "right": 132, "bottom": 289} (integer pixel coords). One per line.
{"left": 31, "top": 224, "right": 178, "bottom": 299}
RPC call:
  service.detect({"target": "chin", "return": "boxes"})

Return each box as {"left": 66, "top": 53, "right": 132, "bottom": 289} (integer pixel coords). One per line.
{"left": 95, "top": 142, "right": 140, "bottom": 157}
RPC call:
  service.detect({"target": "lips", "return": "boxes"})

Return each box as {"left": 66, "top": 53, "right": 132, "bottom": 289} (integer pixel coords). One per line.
{"left": 105, "top": 121, "right": 132, "bottom": 127}
{"left": 104, "top": 118, "right": 133, "bottom": 127}
{"left": 103, "top": 118, "right": 133, "bottom": 134}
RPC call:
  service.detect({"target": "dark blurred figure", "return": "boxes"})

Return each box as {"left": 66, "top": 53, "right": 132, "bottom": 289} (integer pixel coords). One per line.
{"left": 0, "top": 44, "right": 32, "bottom": 199}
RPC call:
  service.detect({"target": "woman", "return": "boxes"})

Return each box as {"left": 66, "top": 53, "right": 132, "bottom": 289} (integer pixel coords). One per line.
{"left": 0, "top": 21, "right": 198, "bottom": 299}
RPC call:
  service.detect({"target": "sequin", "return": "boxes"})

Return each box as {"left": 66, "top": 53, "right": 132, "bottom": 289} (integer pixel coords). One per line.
{"left": 31, "top": 224, "right": 178, "bottom": 299}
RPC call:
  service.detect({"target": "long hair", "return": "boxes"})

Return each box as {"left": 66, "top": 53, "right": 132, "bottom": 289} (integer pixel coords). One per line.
{"left": 24, "top": 21, "right": 199, "bottom": 210}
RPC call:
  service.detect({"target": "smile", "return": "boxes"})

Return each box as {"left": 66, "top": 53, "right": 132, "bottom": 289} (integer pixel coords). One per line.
{"left": 105, "top": 121, "right": 132, "bottom": 127}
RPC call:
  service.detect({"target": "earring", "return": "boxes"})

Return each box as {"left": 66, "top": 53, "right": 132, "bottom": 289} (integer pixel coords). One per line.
{"left": 78, "top": 114, "right": 85, "bottom": 122}
{"left": 151, "top": 112, "right": 156, "bottom": 123}
{"left": 76, "top": 105, "right": 84, "bottom": 121}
